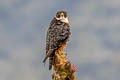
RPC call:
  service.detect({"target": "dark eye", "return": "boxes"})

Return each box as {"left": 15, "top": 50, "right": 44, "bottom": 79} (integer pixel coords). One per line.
{"left": 56, "top": 13, "right": 61, "bottom": 18}
{"left": 57, "top": 14, "right": 60, "bottom": 18}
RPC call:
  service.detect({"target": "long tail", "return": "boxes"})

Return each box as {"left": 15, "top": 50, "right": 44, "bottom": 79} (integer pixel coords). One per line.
{"left": 49, "top": 52, "right": 55, "bottom": 70}
{"left": 43, "top": 49, "right": 54, "bottom": 64}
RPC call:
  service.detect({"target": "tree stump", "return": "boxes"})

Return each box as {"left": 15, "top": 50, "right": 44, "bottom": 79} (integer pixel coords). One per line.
{"left": 52, "top": 50, "right": 76, "bottom": 80}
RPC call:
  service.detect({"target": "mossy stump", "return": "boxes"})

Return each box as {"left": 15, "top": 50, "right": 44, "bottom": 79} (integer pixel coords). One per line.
{"left": 52, "top": 50, "right": 75, "bottom": 80}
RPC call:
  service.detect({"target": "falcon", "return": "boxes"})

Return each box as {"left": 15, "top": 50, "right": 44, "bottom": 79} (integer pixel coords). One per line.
{"left": 43, "top": 11, "right": 71, "bottom": 70}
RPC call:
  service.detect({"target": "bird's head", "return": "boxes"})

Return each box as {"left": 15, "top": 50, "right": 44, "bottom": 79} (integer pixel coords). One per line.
{"left": 55, "top": 11, "right": 69, "bottom": 24}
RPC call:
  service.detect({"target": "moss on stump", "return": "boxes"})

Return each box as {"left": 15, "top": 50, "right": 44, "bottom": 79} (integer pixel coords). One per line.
{"left": 52, "top": 50, "right": 75, "bottom": 80}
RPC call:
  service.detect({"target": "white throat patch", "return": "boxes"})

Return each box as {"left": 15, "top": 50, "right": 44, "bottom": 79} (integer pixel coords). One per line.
{"left": 55, "top": 17, "right": 69, "bottom": 24}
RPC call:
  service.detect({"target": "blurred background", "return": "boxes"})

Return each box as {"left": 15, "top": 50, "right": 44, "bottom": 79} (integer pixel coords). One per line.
{"left": 0, "top": 0, "right": 120, "bottom": 80}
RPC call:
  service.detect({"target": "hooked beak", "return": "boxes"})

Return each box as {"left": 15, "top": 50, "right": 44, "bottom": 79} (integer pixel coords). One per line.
{"left": 55, "top": 17, "right": 69, "bottom": 24}
{"left": 61, "top": 17, "right": 69, "bottom": 24}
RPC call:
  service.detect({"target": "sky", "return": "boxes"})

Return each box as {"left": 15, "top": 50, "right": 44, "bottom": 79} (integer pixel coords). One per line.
{"left": 0, "top": 0, "right": 120, "bottom": 80}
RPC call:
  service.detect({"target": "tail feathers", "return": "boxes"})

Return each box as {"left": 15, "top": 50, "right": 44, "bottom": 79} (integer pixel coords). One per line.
{"left": 49, "top": 56, "right": 53, "bottom": 70}
{"left": 49, "top": 51, "right": 55, "bottom": 70}
{"left": 43, "top": 49, "right": 54, "bottom": 63}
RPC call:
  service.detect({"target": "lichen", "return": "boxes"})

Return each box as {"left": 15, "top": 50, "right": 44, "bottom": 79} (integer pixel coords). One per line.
{"left": 52, "top": 50, "right": 75, "bottom": 80}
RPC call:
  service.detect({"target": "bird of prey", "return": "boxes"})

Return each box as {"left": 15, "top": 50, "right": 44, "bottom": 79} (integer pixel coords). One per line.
{"left": 43, "top": 11, "right": 71, "bottom": 70}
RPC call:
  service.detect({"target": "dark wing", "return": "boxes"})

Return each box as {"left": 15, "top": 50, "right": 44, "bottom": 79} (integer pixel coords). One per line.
{"left": 43, "top": 18, "right": 70, "bottom": 70}
{"left": 57, "top": 23, "right": 70, "bottom": 46}
{"left": 47, "top": 19, "right": 70, "bottom": 51}
{"left": 43, "top": 18, "right": 57, "bottom": 65}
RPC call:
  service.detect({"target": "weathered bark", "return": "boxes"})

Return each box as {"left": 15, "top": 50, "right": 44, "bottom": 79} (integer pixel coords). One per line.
{"left": 52, "top": 50, "right": 75, "bottom": 80}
